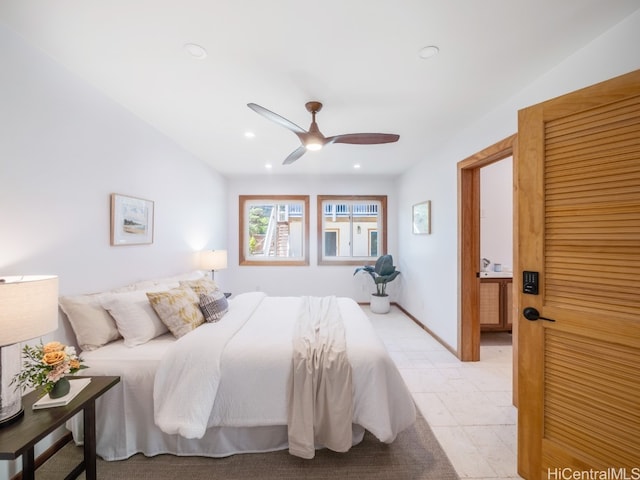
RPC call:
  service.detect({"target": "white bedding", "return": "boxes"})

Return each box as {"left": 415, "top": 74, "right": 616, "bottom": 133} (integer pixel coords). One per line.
{"left": 71, "top": 292, "right": 416, "bottom": 460}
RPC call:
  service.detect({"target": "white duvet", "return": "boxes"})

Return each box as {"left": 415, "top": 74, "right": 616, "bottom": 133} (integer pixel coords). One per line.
{"left": 154, "top": 291, "right": 266, "bottom": 438}
{"left": 74, "top": 292, "right": 416, "bottom": 460}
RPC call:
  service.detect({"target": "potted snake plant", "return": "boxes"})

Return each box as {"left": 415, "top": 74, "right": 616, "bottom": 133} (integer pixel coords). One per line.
{"left": 354, "top": 254, "right": 401, "bottom": 313}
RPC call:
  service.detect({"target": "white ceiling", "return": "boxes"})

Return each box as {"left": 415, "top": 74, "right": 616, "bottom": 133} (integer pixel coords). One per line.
{"left": 1, "top": 1, "right": 638, "bottom": 177}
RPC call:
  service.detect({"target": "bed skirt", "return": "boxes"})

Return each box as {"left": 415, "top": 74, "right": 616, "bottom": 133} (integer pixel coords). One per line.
{"left": 69, "top": 409, "right": 366, "bottom": 460}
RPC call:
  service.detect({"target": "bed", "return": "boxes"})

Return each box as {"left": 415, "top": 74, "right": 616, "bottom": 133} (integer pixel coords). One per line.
{"left": 62, "top": 275, "right": 416, "bottom": 461}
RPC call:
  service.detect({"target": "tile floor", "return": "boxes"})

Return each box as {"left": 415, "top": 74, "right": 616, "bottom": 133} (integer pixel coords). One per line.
{"left": 365, "top": 305, "right": 524, "bottom": 480}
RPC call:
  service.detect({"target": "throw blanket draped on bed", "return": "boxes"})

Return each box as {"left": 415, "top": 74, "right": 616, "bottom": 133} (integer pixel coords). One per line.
{"left": 288, "top": 296, "right": 353, "bottom": 459}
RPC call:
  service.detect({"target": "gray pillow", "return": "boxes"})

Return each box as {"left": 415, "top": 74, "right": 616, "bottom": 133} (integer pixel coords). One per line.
{"left": 199, "top": 290, "right": 229, "bottom": 323}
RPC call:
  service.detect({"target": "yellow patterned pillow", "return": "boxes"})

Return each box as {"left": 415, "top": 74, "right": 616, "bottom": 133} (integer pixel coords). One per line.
{"left": 179, "top": 277, "right": 219, "bottom": 297}
{"left": 146, "top": 287, "right": 204, "bottom": 338}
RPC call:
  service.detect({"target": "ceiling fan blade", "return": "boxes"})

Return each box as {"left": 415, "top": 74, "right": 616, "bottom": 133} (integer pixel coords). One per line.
{"left": 326, "top": 133, "right": 399, "bottom": 145}
{"left": 247, "top": 103, "right": 307, "bottom": 134}
{"left": 283, "top": 145, "right": 307, "bottom": 165}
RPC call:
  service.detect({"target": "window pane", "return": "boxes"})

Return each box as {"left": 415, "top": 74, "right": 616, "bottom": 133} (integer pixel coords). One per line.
{"left": 318, "top": 196, "right": 386, "bottom": 265}
{"left": 240, "top": 196, "right": 309, "bottom": 266}
{"left": 352, "top": 202, "right": 379, "bottom": 257}
{"left": 322, "top": 203, "right": 351, "bottom": 257}
{"left": 369, "top": 231, "right": 378, "bottom": 257}
{"left": 324, "top": 231, "right": 337, "bottom": 256}
{"left": 249, "top": 203, "right": 303, "bottom": 258}
{"left": 248, "top": 205, "right": 272, "bottom": 255}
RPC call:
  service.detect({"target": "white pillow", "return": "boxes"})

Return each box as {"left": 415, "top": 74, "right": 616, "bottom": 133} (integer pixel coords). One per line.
{"left": 102, "top": 289, "right": 168, "bottom": 347}
{"left": 59, "top": 293, "right": 120, "bottom": 351}
{"left": 60, "top": 272, "right": 204, "bottom": 350}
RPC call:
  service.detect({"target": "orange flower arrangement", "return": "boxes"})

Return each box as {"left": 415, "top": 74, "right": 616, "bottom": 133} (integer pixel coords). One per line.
{"left": 12, "top": 341, "right": 86, "bottom": 394}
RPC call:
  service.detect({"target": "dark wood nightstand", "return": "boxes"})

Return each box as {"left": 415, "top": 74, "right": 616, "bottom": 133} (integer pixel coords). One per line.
{"left": 0, "top": 376, "right": 120, "bottom": 480}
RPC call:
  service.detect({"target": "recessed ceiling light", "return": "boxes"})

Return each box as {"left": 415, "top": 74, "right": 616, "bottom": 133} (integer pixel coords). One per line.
{"left": 183, "top": 43, "right": 207, "bottom": 59}
{"left": 244, "top": 131, "right": 255, "bottom": 138}
{"left": 353, "top": 164, "right": 361, "bottom": 169}
{"left": 418, "top": 45, "right": 439, "bottom": 59}
{"left": 265, "top": 163, "right": 272, "bottom": 169}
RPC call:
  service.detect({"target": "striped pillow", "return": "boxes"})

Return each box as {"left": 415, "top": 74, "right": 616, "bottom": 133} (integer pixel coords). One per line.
{"left": 199, "top": 290, "right": 229, "bottom": 323}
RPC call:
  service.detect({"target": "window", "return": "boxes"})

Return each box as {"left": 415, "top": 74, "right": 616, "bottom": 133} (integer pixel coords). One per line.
{"left": 239, "top": 195, "right": 309, "bottom": 266}
{"left": 317, "top": 195, "right": 387, "bottom": 265}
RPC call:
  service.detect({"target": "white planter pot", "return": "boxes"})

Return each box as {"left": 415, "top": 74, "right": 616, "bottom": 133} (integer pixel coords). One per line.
{"left": 370, "top": 294, "right": 390, "bottom": 314}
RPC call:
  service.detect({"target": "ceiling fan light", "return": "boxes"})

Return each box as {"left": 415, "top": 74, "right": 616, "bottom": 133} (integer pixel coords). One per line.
{"left": 305, "top": 141, "right": 323, "bottom": 151}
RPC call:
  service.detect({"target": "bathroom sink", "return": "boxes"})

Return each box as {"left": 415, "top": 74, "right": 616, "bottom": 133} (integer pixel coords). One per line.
{"left": 478, "top": 271, "right": 513, "bottom": 278}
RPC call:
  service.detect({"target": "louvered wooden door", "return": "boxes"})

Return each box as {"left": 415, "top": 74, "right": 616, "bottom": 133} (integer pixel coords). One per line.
{"left": 517, "top": 69, "right": 640, "bottom": 479}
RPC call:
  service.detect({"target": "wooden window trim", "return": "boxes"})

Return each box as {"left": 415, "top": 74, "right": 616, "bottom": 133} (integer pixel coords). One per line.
{"left": 317, "top": 195, "right": 387, "bottom": 266}
{"left": 239, "top": 195, "right": 310, "bottom": 266}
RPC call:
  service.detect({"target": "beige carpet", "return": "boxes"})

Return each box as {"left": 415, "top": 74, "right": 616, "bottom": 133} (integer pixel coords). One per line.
{"left": 39, "top": 414, "right": 459, "bottom": 479}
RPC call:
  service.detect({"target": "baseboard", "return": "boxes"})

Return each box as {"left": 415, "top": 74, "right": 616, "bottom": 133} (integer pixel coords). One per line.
{"left": 10, "top": 432, "right": 72, "bottom": 480}
{"left": 358, "top": 300, "right": 458, "bottom": 357}
{"left": 391, "top": 303, "right": 459, "bottom": 358}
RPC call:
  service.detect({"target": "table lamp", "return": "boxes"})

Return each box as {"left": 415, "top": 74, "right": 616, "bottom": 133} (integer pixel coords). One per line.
{"left": 200, "top": 250, "right": 227, "bottom": 280}
{"left": 0, "top": 275, "right": 59, "bottom": 426}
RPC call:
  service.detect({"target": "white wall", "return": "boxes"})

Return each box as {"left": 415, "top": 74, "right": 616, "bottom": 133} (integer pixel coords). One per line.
{"left": 481, "top": 157, "right": 513, "bottom": 272}
{"left": 0, "top": 24, "right": 227, "bottom": 479}
{"left": 396, "top": 10, "right": 640, "bottom": 349}
{"left": 0, "top": 22, "right": 228, "bottom": 295}
{"left": 223, "top": 175, "right": 399, "bottom": 303}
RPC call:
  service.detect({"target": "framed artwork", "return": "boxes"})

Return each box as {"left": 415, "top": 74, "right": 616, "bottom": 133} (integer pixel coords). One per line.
{"left": 110, "top": 193, "right": 154, "bottom": 246}
{"left": 412, "top": 200, "right": 431, "bottom": 235}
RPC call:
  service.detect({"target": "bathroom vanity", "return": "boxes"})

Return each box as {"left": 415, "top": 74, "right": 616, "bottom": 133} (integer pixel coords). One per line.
{"left": 478, "top": 272, "right": 513, "bottom": 332}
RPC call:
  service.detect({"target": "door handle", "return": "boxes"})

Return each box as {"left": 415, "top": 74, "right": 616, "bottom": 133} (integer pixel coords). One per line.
{"left": 523, "top": 307, "right": 555, "bottom": 322}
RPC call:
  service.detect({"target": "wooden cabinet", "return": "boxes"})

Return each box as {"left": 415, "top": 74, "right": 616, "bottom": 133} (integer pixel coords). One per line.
{"left": 479, "top": 277, "right": 513, "bottom": 332}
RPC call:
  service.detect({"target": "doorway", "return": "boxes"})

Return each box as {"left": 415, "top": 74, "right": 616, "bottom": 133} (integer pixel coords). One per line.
{"left": 457, "top": 134, "right": 517, "bottom": 361}
{"left": 480, "top": 157, "right": 514, "bottom": 347}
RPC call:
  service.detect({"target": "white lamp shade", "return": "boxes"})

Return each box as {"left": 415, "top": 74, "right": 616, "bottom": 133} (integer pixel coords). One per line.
{"left": 0, "top": 275, "right": 59, "bottom": 346}
{"left": 200, "top": 250, "right": 228, "bottom": 271}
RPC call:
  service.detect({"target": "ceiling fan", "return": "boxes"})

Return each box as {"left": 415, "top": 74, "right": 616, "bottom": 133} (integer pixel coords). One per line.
{"left": 247, "top": 101, "right": 400, "bottom": 165}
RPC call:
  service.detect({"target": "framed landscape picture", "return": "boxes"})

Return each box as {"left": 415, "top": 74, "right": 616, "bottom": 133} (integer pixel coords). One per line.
{"left": 110, "top": 193, "right": 154, "bottom": 246}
